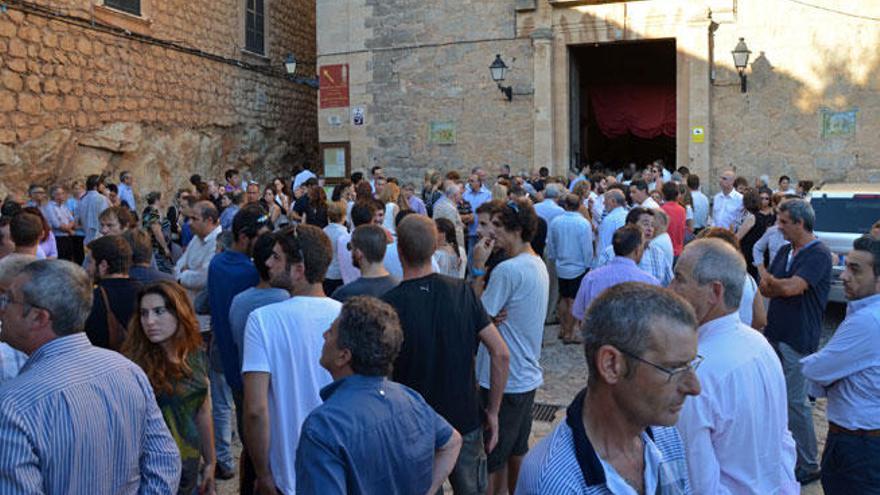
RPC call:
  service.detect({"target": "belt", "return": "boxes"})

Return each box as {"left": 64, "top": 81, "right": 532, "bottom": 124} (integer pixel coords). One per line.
{"left": 828, "top": 422, "right": 880, "bottom": 437}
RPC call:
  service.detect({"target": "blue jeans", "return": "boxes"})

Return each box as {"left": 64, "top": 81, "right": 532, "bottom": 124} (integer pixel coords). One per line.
{"left": 210, "top": 339, "right": 235, "bottom": 471}
{"left": 821, "top": 431, "right": 880, "bottom": 494}
{"left": 438, "top": 428, "right": 487, "bottom": 495}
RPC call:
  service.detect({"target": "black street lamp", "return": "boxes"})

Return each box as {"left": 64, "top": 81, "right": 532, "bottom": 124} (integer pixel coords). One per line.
{"left": 489, "top": 54, "right": 513, "bottom": 102}
{"left": 731, "top": 38, "right": 752, "bottom": 93}
{"left": 283, "top": 52, "right": 319, "bottom": 89}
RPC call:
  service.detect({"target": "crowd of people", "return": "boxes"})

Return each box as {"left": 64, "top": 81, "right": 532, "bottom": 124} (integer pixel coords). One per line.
{"left": 0, "top": 159, "right": 877, "bottom": 495}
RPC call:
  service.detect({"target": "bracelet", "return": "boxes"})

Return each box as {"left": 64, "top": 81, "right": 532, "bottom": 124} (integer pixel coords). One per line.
{"left": 471, "top": 267, "right": 486, "bottom": 277}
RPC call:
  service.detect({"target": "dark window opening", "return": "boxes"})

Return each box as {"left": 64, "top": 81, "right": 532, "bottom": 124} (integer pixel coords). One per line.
{"left": 104, "top": 0, "right": 141, "bottom": 16}
{"left": 245, "top": 0, "right": 265, "bottom": 55}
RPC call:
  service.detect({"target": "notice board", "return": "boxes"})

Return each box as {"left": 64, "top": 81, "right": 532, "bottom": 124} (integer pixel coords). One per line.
{"left": 319, "top": 64, "right": 350, "bottom": 109}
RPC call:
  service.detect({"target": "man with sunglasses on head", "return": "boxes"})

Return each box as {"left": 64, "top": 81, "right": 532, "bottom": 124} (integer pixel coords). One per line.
{"left": 517, "top": 282, "right": 700, "bottom": 494}
{"left": 671, "top": 239, "right": 798, "bottom": 494}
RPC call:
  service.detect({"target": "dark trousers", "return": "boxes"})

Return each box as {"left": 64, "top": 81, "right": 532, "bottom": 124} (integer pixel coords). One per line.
{"left": 233, "top": 390, "right": 256, "bottom": 495}
{"left": 821, "top": 430, "right": 880, "bottom": 494}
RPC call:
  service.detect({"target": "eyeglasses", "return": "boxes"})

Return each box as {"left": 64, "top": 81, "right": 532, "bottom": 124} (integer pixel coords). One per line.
{"left": 0, "top": 293, "right": 38, "bottom": 313}
{"left": 618, "top": 348, "right": 703, "bottom": 383}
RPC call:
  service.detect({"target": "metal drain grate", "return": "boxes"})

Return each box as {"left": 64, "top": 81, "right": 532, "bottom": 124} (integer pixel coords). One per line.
{"left": 532, "top": 402, "right": 562, "bottom": 422}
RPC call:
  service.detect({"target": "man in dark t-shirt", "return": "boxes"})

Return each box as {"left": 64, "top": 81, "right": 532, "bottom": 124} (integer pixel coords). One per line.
{"left": 383, "top": 215, "right": 510, "bottom": 494}
{"left": 84, "top": 235, "right": 141, "bottom": 351}
{"left": 332, "top": 224, "right": 398, "bottom": 302}
{"left": 758, "top": 198, "right": 831, "bottom": 484}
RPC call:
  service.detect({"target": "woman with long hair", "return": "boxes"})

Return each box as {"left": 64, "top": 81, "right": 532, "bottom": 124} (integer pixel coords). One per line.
{"left": 378, "top": 182, "right": 401, "bottom": 236}
{"left": 143, "top": 192, "right": 174, "bottom": 273}
{"left": 433, "top": 217, "right": 466, "bottom": 278}
{"left": 123, "top": 282, "right": 216, "bottom": 495}
{"left": 303, "top": 184, "right": 329, "bottom": 228}
{"left": 273, "top": 177, "right": 292, "bottom": 213}
{"left": 260, "top": 186, "right": 284, "bottom": 225}
{"left": 738, "top": 187, "right": 776, "bottom": 280}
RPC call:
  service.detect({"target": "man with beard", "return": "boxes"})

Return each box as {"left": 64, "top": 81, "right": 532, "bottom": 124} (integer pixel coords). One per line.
{"left": 331, "top": 224, "right": 398, "bottom": 302}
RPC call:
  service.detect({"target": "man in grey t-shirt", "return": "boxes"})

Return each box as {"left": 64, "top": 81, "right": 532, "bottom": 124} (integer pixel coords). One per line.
{"left": 331, "top": 225, "right": 399, "bottom": 302}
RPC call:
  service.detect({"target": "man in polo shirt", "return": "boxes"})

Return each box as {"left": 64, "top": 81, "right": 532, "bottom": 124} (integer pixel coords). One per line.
{"left": 296, "top": 296, "right": 462, "bottom": 494}
{"left": 517, "top": 282, "right": 700, "bottom": 494}
{"left": 758, "top": 198, "right": 831, "bottom": 485}
{"left": 383, "top": 215, "right": 510, "bottom": 494}
{"left": 801, "top": 235, "right": 880, "bottom": 493}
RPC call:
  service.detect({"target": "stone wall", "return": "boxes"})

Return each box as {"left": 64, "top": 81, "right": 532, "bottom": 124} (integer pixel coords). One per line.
{"left": 318, "top": 0, "right": 534, "bottom": 186}
{"left": 0, "top": 0, "right": 317, "bottom": 200}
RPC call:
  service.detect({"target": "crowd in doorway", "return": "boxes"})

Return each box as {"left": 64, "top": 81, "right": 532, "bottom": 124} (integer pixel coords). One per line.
{"left": 0, "top": 158, "right": 878, "bottom": 495}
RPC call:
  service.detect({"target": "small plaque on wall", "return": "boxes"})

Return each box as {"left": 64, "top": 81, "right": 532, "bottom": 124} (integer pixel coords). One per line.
{"left": 428, "top": 121, "right": 456, "bottom": 145}
{"left": 821, "top": 108, "right": 857, "bottom": 139}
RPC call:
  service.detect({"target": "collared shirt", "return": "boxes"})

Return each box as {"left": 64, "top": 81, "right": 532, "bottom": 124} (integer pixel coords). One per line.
{"left": 117, "top": 183, "right": 136, "bottom": 212}
{"left": 676, "top": 313, "right": 798, "bottom": 495}
{"left": 534, "top": 199, "right": 565, "bottom": 231}
{"left": 765, "top": 240, "right": 832, "bottom": 354}
{"left": 801, "top": 293, "right": 880, "bottom": 430}
{"left": 41, "top": 201, "right": 74, "bottom": 237}
{"left": 597, "top": 243, "right": 673, "bottom": 287}
{"left": 690, "top": 190, "right": 710, "bottom": 229}
{"left": 77, "top": 190, "right": 109, "bottom": 244}
{"left": 712, "top": 190, "right": 743, "bottom": 230}
{"left": 219, "top": 204, "right": 239, "bottom": 231}
{"left": 462, "top": 187, "right": 493, "bottom": 237}
{"left": 0, "top": 343, "right": 26, "bottom": 386}
{"left": 296, "top": 375, "right": 453, "bottom": 495}
{"left": 571, "top": 257, "right": 659, "bottom": 320}
{"left": 175, "top": 225, "right": 222, "bottom": 331}
{"left": 432, "top": 196, "right": 465, "bottom": 249}
{"left": 516, "top": 388, "right": 690, "bottom": 495}
{"left": 407, "top": 195, "right": 428, "bottom": 216}
{"left": 547, "top": 211, "right": 593, "bottom": 279}
{"left": 751, "top": 226, "right": 789, "bottom": 269}
{"left": 641, "top": 197, "right": 661, "bottom": 210}
{"left": 595, "top": 206, "right": 627, "bottom": 267}
{"left": 0, "top": 334, "right": 181, "bottom": 494}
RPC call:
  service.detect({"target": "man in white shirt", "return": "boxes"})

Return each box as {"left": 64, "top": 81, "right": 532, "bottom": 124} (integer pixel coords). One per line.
{"left": 712, "top": 170, "right": 743, "bottom": 230}
{"left": 292, "top": 164, "right": 317, "bottom": 191}
{"left": 595, "top": 189, "right": 627, "bottom": 267}
{"left": 432, "top": 181, "right": 465, "bottom": 250}
{"left": 117, "top": 171, "right": 136, "bottom": 212}
{"left": 671, "top": 239, "right": 798, "bottom": 494}
{"left": 175, "top": 201, "right": 221, "bottom": 332}
{"left": 630, "top": 179, "right": 660, "bottom": 210}
{"left": 687, "top": 174, "right": 710, "bottom": 232}
{"left": 546, "top": 194, "right": 593, "bottom": 343}
{"left": 801, "top": 235, "right": 880, "bottom": 493}
{"left": 242, "top": 225, "right": 341, "bottom": 495}
{"left": 534, "top": 183, "right": 565, "bottom": 324}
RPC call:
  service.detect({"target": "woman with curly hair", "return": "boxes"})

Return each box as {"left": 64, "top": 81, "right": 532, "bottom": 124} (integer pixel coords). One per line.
{"left": 123, "top": 281, "right": 216, "bottom": 495}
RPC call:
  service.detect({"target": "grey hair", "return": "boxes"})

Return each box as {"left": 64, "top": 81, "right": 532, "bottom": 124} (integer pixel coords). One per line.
{"left": 604, "top": 189, "right": 625, "bottom": 208}
{"left": 544, "top": 183, "right": 562, "bottom": 199}
{"left": 336, "top": 296, "right": 404, "bottom": 376}
{"left": 48, "top": 185, "right": 64, "bottom": 197}
{"left": 19, "top": 259, "right": 93, "bottom": 336}
{"left": 778, "top": 198, "right": 815, "bottom": 232}
{"left": 685, "top": 238, "right": 746, "bottom": 309}
{"left": 0, "top": 254, "right": 38, "bottom": 286}
{"left": 582, "top": 282, "right": 696, "bottom": 384}
{"left": 443, "top": 180, "right": 460, "bottom": 198}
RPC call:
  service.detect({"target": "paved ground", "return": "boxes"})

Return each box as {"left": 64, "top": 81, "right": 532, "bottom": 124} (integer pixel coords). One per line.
{"left": 218, "top": 302, "right": 846, "bottom": 494}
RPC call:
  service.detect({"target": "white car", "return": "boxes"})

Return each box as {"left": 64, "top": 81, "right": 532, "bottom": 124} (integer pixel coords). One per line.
{"left": 810, "top": 183, "right": 880, "bottom": 303}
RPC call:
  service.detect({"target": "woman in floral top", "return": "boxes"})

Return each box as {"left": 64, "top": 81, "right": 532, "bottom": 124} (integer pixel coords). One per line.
{"left": 123, "top": 281, "right": 215, "bottom": 495}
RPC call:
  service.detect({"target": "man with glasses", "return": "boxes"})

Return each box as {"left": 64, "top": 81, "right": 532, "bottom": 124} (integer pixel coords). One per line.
{"left": 0, "top": 259, "right": 180, "bottom": 492}
{"left": 517, "top": 282, "right": 700, "bottom": 494}
{"left": 671, "top": 239, "right": 798, "bottom": 493}
{"left": 712, "top": 170, "right": 743, "bottom": 231}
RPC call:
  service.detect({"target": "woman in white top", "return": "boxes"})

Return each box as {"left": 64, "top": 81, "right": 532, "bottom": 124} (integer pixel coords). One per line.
{"left": 322, "top": 201, "right": 348, "bottom": 295}
{"left": 433, "top": 217, "right": 466, "bottom": 278}
{"left": 378, "top": 182, "right": 401, "bottom": 237}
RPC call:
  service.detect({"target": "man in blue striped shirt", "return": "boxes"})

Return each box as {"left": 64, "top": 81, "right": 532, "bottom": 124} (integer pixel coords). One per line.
{"left": 0, "top": 259, "right": 181, "bottom": 494}
{"left": 517, "top": 283, "right": 700, "bottom": 494}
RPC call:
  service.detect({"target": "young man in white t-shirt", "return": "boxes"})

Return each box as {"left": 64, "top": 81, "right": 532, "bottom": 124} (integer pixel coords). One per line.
{"left": 471, "top": 198, "right": 549, "bottom": 495}
{"left": 242, "top": 224, "right": 342, "bottom": 495}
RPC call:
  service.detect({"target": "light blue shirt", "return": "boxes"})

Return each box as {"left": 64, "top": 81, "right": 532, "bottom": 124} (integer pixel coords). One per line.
{"left": 595, "top": 206, "right": 627, "bottom": 267}
{"left": 597, "top": 243, "right": 673, "bottom": 287}
{"left": 77, "top": 190, "right": 109, "bottom": 244}
{"left": 801, "top": 292, "right": 880, "bottom": 430}
{"left": 547, "top": 211, "right": 593, "bottom": 279}
{"left": 534, "top": 199, "right": 565, "bottom": 229}
{"left": 690, "top": 189, "right": 710, "bottom": 229}
{"left": 462, "top": 186, "right": 492, "bottom": 237}
{"left": 117, "top": 183, "right": 136, "bottom": 212}
{"left": 0, "top": 344, "right": 26, "bottom": 386}
{"left": 0, "top": 333, "right": 181, "bottom": 494}
{"left": 572, "top": 257, "right": 659, "bottom": 320}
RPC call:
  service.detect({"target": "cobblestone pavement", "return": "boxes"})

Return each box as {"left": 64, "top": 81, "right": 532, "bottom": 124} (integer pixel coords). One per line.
{"left": 218, "top": 303, "right": 847, "bottom": 495}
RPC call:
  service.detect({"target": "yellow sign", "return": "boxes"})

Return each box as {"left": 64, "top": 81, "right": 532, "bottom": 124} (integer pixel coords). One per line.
{"left": 691, "top": 126, "right": 705, "bottom": 143}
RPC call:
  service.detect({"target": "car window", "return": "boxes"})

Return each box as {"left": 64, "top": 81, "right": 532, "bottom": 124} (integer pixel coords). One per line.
{"left": 811, "top": 195, "right": 880, "bottom": 234}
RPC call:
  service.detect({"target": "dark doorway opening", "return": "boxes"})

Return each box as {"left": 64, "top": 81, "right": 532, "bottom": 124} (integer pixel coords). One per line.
{"left": 570, "top": 39, "right": 676, "bottom": 172}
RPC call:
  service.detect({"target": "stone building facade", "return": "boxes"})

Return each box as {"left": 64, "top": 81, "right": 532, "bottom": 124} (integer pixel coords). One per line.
{"left": 317, "top": 0, "right": 880, "bottom": 192}
{"left": 0, "top": 0, "right": 317, "bottom": 200}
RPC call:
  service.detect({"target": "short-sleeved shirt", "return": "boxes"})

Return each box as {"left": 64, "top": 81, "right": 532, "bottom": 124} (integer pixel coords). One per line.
{"left": 478, "top": 253, "right": 549, "bottom": 393}
{"left": 331, "top": 275, "right": 399, "bottom": 302}
{"left": 242, "top": 296, "right": 341, "bottom": 494}
{"left": 383, "top": 273, "right": 491, "bottom": 434}
{"left": 296, "top": 375, "right": 453, "bottom": 495}
{"left": 661, "top": 202, "right": 687, "bottom": 256}
{"left": 228, "top": 287, "right": 290, "bottom": 373}
{"left": 764, "top": 240, "right": 832, "bottom": 354}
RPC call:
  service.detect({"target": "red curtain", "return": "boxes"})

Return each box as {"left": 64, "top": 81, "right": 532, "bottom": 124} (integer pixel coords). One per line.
{"left": 589, "top": 84, "right": 676, "bottom": 139}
